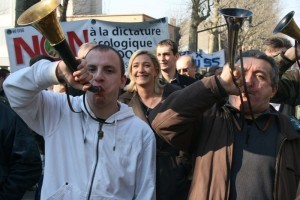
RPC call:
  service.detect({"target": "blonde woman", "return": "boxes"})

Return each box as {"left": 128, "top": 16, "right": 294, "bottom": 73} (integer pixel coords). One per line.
{"left": 119, "top": 49, "right": 192, "bottom": 200}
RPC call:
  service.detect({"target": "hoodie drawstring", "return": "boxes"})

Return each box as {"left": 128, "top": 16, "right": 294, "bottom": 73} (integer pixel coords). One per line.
{"left": 113, "top": 120, "right": 117, "bottom": 151}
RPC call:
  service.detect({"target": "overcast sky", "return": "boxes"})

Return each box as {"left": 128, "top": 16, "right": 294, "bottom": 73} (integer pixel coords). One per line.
{"left": 278, "top": 0, "right": 300, "bottom": 22}
{"left": 104, "top": 0, "right": 187, "bottom": 19}
{"left": 104, "top": 0, "right": 300, "bottom": 23}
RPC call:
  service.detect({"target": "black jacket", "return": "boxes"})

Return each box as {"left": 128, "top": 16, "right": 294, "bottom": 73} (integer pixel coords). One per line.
{"left": 119, "top": 83, "right": 192, "bottom": 200}
{"left": 0, "top": 101, "right": 42, "bottom": 200}
{"left": 161, "top": 72, "right": 196, "bottom": 88}
{"left": 170, "top": 73, "right": 196, "bottom": 88}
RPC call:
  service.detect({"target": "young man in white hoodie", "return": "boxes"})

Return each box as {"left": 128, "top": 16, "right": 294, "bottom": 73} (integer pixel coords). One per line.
{"left": 4, "top": 44, "right": 156, "bottom": 200}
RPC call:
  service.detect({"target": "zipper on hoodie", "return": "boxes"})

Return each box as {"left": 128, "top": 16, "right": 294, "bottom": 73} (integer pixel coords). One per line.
{"left": 87, "top": 122, "right": 104, "bottom": 200}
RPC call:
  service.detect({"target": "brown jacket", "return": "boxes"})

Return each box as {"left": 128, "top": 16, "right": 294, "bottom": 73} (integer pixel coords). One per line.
{"left": 151, "top": 76, "right": 300, "bottom": 200}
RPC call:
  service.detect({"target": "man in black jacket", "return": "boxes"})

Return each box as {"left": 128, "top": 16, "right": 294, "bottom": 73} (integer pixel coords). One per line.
{"left": 156, "top": 39, "right": 196, "bottom": 88}
{"left": 156, "top": 39, "right": 195, "bottom": 199}
{"left": 0, "top": 100, "right": 42, "bottom": 199}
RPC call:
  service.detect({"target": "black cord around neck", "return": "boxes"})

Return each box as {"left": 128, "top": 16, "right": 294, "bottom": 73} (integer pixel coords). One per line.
{"left": 236, "top": 48, "right": 267, "bottom": 132}
{"left": 295, "top": 40, "right": 300, "bottom": 68}
{"left": 65, "top": 85, "right": 82, "bottom": 113}
{"left": 83, "top": 93, "right": 108, "bottom": 123}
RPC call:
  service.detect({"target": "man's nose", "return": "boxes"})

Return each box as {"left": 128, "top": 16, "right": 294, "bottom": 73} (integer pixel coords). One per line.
{"left": 244, "top": 74, "right": 254, "bottom": 87}
{"left": 94, "top": 70, "right": 104, "bottom": 81}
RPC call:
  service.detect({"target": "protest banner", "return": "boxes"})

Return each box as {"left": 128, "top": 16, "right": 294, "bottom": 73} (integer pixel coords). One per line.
{"left": 5, "top": 18, "right": 169, "bottom": 72}
{"left": 179, "top": 49, "right": 225, "bottom": 68}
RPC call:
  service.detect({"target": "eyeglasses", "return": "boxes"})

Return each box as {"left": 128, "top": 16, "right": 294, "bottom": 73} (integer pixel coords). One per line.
{"left": 178, "top": 68, "right": 190, "bottom": 73}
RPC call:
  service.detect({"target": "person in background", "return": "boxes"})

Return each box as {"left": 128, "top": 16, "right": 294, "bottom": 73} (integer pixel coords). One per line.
{"left": 156, "top": 39, "right": 196, "bottom": 88}
{"left": 0, "top": 68, "right": 10, "bottom": 103}
{"left": 60, "top": 42, "right": 99, "bottom": 97}
{"left": 263, "top": 36, "right": 300, "bottom": 118}
{"left": 77, "top": 42, "right": 97, "bottom": 59}
{"left": 4, "top": 44, "right": 156, "bottom": 199}
{"left": 0, "top": 100, "right": 42, "bottom": 199}
{"left": 263, "top": 36, "right": 300, "bottom": 75}
{"left": 176, "top": 55, "right": 197, "bottom": 79}
{"left": 150, "top": 50, "right": 300, "bottom": 199}
{"left": 119, "top": 50, "right": 192, "bottom": 200}
{"left": 48, "top": 84, "right": 66, "bottom": 93}
{"left": 263, "top": 36, "right": 292, "bottom": 58}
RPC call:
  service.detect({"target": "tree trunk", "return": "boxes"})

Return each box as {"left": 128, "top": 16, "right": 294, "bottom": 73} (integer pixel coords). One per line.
{"left": 188, "top": 2, "right": 200, "bottom": 52}
{"left": 208, "top": 0, "right": 220, "bottom": 53}
{"left": 15, "top": 0, "right": 40, "bottom": 26}
{"left": 208, "top": 33, "right": 219, "bottom": 53}
{"left": 188, "top": 0, "right": 211, "bottom": 51}
{"left": 58, "top": 0, "right": 69, "bottom": 22}
{"left": 188, "top": 22, "right": 198, "bottom": 51}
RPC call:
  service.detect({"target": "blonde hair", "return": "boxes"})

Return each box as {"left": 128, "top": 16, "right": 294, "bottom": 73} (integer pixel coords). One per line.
{"left": 124, "top": 49, "right": 164, "bottom": 93}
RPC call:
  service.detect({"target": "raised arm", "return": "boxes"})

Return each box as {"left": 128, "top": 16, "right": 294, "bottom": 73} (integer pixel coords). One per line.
{"left": 150, "top": 64, "right": 241, "bottom": 152}
{"left": 3, "top": 59, "right": 92, "bottom": 135}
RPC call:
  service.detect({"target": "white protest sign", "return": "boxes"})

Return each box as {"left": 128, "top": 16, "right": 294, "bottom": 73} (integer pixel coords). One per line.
{"left": 5, "top": 18, "right": 169, "bottom": 72}
{"left": 179, "top": 49, "right": 225, "bottom": 68}
{"left": 5, "top": 20, "right": 90, "bottom": 72}
{"left": 89, "top": 18, "right": 168, "bottom": 68}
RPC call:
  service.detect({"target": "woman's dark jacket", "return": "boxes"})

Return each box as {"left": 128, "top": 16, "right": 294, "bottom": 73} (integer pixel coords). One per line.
{"left": 119, "top": 83, "right": 193, "bottom": 200}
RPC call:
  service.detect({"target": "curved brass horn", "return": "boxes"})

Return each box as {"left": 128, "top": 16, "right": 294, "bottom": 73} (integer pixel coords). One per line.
{"left": 273, "top": 11, "right": 300, "bottom": 41}
{"left": 219, "top": 8, "right": 253, "bottom": 70}
{"left": 17, "top": 0, "right": 64, "bottom": 46}
{"left": 17, "top": 0, "right": 98, "bottom": 93}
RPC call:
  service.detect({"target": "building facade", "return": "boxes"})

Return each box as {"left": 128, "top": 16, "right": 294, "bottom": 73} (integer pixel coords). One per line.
{"left": 0, "top": 0, "right": 178, "bottom": 68}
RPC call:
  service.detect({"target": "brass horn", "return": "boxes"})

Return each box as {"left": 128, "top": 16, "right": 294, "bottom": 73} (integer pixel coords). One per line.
{"left": 17, "top": 0, "right": 98, "bottom": 92}
{"left": 219, "top": 8, "right": 253, "bottom": 70}
{"left": 273, "top": 11, "right": 300, "bottom": 41}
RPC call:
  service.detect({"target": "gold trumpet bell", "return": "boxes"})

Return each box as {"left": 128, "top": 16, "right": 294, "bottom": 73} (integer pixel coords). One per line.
{"left": 17, "top": 0, "right": 65, "bottom": 45}
{"left": 219, "top": 8, "right": 253, "bottom": 70}
{"left": 273, "top": 11, "right": 300, "bottom": 41}
{"left": 17, "top": 0, "right": 99, "bottom": 93}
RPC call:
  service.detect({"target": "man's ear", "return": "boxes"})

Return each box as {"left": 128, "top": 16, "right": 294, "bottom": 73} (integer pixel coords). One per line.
{"left": 271, "top": 86, "right": 278, "bottom": 98}
{"left": 120, "top": 75, "right": 127, "bottom": 89}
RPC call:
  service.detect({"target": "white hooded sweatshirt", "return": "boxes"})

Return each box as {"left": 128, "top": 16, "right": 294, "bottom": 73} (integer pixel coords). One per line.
{"left": 4, "top": 60, "right": 156, "bottom": 200}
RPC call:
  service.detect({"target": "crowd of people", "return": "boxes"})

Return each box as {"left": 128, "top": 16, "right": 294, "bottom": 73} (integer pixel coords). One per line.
{"left": 1, "top": 34, "right": 300, "bottom": 200}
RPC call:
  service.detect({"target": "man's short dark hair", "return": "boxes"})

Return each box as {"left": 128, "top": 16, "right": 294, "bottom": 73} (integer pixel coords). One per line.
{"left": 235, "top": 50, "right": 279, "bottom": 87}
{"left": 157, "top": 39, "right": 179, "bottom": 55}
{"left": 85, "top": 44, "right": 125, "bottom": 76}
{"left": 262, "top": 36, "right": 292, "bottom": 52}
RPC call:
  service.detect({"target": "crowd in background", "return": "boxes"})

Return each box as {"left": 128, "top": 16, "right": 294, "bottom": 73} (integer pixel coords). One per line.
{"left": 1, "top": 35, "right": 300, "bottom": 200}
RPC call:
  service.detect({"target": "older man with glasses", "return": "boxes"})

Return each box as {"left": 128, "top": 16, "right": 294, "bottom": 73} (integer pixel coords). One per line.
{"left": 176, "top": 55, "right": 197, "bottom": 79}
